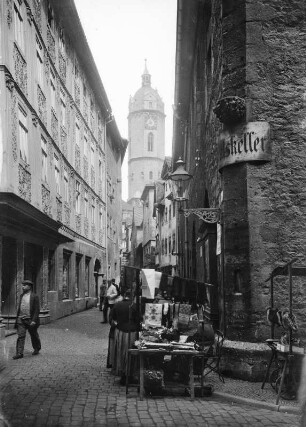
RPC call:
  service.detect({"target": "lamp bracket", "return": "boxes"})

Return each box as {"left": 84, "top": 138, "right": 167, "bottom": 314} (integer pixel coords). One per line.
{"left": 182, "top": 208, "right": 220, "bottom": 223}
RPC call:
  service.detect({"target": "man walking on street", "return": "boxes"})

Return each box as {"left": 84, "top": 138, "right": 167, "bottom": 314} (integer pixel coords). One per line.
{"left": 12, "top": 280, "right": 41, "bottom": 359}
{"left": 102, "top": 279, "right": 118, "bottom": 323}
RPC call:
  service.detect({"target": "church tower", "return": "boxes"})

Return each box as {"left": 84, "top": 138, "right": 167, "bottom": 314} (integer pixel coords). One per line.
{"left": 128, "top": 62, "right": 165, "bottom": 203}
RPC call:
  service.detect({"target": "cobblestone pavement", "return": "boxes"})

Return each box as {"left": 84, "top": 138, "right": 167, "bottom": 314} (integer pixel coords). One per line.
{"left": 0, "top": 309, "right": 301, "bottom": 427}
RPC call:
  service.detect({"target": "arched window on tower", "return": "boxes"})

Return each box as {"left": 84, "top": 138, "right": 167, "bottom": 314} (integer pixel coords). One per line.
{"left": 149, "top": 171, "right": 153, "bottom": 180}
{"left": 148, "top": 133, "right": 154, "bottom": 152}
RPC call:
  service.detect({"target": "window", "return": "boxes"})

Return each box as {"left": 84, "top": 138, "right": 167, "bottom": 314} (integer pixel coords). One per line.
{"left": 84, "top": 190, "right": 88, "bottom": 218}
{"left": 91, "top": 143, "right": 95, "bottom": 168}
{"left": 75, "top": 63, "right": 79, "bottom": 80}
{"left": 50, "top": 69, "right": 56, "bottom": 111}
{"left": 54, "top": 154, "right": 60, "bottom": 194}
{"left": 14, "top": 1, "right": 24, "bottom": 51}
{"left": 148, "top": 133, "right": 154, "bottom": 151}
{"left": 47, "top": 3, "right": 54, "bottom": 30}
{"left": 75, "top": 181, "right": 80, "bottom": 214}
{"left": 18, "top": 106, "right": 28, "bottom": 163}
{"left": 41, "top": 136, "right": 48, "bottom": 182}
{"left": 36, "top": 36, "right": 43, "bottom": 87}
{"left": 99, "top": 155, "right": 102, "bottom": 180}
{"left": 59, "top": 28, "right": 65, "bottom": 52}
{"left": 91, "top": 197, "right": 95, "bottom": 223}
{"left": 169, "top": 237, "right": 171, "bottom": 254}
{"left": 60, "top": 89, "right": 66, "bottom": 127}
{"left": 149, "top": 171, "right": 153, "bottom": 180}
{"left": 99, "top": 206, "right": 103, "bottom": 228}
{"left": 83, "top": 129, "right": 88, "bottom": 157}
{"left": 169, "top": 205, "right": 171, "bottom": 221}
{"left": 75, "top": 120, "right": 80, "bottom": 147}
{"left": 149, "top": 101, "right": 152, "bottom": 109}
{"left": 173, "top": 202, "right": 175, "bottom": 217}
{"left": 165, "top": 207, "right": 168, "bottom": 223}
{"left": 165, "top": 238, "right": 168, "bottom": 254}
{"left": 64, "top": 169, "right": 69, "bottom": 202}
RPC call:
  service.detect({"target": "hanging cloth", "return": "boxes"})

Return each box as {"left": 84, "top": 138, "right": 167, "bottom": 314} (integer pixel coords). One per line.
{"left": 144, "top": 303, "right": 163, "bottom": 327}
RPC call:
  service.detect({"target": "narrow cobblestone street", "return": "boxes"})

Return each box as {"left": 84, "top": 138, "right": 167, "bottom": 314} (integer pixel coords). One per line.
{"left": 0, "top": 309, "right": 301, "bottom": 427}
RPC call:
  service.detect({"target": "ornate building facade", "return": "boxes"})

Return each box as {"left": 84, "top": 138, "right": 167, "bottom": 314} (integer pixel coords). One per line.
{"left": 0, "top": 0, "right": 126, "bottom": 333}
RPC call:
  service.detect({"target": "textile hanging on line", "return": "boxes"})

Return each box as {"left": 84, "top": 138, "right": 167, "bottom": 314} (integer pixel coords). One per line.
{"left": 178, "top": 304, "right": 192, "bottom": 330}
{"left": 144, "top": 303, "right": 163, "bottom": 327}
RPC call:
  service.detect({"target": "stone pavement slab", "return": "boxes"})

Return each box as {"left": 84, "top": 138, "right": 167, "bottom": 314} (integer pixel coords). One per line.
{"left": 0, "top": 309, "right": 302, "bottom": 426}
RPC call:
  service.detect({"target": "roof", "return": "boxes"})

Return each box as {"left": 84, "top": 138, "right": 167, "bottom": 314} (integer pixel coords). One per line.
{"left": 141, "top": 184, "right": 155, "bottom": 202}
{"left": 161, "top": 156, "right": 173, "bottom": 179}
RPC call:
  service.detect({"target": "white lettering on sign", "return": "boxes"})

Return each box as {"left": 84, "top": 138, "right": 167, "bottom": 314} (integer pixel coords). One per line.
{"left": 219, "top": 122, "right": 271, "bottom": 169}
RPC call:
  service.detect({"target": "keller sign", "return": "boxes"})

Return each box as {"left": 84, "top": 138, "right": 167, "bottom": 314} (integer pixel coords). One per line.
{"left": 219, "top": 121, "right": 271, "bottom": 169}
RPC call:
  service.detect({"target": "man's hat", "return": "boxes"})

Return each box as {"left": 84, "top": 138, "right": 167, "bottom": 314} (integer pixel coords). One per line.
{"left": 22, "top": 280, "right": 34, "bottom": 287}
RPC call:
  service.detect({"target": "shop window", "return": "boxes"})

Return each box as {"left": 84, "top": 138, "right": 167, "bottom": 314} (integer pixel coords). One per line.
{"left": 62, "top": 251, "right": 71, "bottom": 299}
{"left": 75, "top": 254, "right": 82, "bottom": 298}
{"left": 85, "top": 257, "right": 91, "bottom": 297}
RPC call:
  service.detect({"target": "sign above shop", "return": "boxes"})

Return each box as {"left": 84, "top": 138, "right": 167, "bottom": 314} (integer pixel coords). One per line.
{"left": 219, "top": 121, "right": 271, "bottom": 169}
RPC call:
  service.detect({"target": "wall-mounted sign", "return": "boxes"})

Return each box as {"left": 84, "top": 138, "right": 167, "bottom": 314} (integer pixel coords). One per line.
{"left": 219, "top": 121, "right": 271, "bottom": 170}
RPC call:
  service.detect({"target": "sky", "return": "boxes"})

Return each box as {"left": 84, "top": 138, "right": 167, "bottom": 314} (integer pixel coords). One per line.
{"left": 74, "top": 0, "right": 177, "bottom": 200}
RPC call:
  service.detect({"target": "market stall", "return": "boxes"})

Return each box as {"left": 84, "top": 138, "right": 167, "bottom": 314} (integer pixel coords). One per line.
{"left": 120, "top": 266, "right": 219, "bottom": 398}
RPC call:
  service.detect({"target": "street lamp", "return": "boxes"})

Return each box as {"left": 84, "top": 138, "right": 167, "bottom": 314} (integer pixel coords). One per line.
{"left": 169, "top": 158, "right": 220, "bottom": 224}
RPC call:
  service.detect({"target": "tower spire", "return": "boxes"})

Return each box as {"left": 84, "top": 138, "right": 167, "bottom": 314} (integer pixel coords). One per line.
{"left": 142, "top": 58, "right": 151, "bottom": 87}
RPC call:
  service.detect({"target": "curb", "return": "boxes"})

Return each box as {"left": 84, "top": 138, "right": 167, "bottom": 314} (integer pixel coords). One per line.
{"left": 212, "top": 391, "right": 301, "bottom": 415}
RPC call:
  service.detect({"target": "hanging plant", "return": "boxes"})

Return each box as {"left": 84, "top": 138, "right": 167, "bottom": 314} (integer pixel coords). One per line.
{"left": 213, "top": 96, "right": 246, "bottom": 125}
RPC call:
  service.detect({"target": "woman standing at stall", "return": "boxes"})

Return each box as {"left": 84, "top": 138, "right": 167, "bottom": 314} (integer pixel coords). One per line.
{"left": 110, "top": 289, "right": 138, "bottom": 385}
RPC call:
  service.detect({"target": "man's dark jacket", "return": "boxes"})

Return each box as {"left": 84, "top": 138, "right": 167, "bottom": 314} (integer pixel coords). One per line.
{"left": 14, "top": 292, "right": 40, "bottom": 328}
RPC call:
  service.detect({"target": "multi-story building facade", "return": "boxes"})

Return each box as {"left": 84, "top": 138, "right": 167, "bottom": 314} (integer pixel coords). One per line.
{"left": 0, "top": 0, "right": 126, "bottom": 332}
{"left": 141, "top": 184, "right": 156, "bottom": 268}
{"left": 173, "top": 0, "right": 306, "bottom": 360}
{"left": 154, "top": 157, "right": 177, "bottom": 276}
{"left": 106, "top": 130, "right": 127, "bottom": 284}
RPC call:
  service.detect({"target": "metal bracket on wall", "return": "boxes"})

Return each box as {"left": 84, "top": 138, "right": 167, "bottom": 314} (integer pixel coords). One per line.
{"left": 182, "top": 208, "right": 220, "bottom": 224}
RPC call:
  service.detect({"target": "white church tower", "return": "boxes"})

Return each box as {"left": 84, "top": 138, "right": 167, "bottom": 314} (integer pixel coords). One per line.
{"left": 128, "top": 61, "right": 165, "bottom": 203}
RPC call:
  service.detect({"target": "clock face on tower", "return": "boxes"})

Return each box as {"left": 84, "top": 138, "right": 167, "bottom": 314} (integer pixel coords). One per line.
{"left": 145, "top": 114, "right": 157, "bottom": 130}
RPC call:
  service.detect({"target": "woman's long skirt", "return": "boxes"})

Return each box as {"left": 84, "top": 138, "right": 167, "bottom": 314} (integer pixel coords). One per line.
{"left": 111, "top": 328, "right": 137, "bottom": 377}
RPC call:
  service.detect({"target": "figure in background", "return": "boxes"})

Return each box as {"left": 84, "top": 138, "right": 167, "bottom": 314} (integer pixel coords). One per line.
{"left": 99, "top": 280, "right": 107, "bottom": 311}
{"left": 110, "top": 289, "right": 138, "bottom": 385}
{"left": 12, "top": 280, "right": 41, "bottom": 359}
{"left": 102, "top": 279, "right": 118, "bottom": 323}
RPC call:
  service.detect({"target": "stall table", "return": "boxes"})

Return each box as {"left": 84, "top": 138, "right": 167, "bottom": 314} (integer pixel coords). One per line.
{"left": 126, "top": 347, "right": 211, "bottom": 400}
